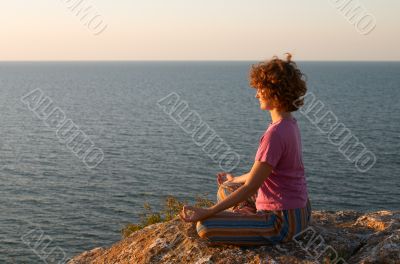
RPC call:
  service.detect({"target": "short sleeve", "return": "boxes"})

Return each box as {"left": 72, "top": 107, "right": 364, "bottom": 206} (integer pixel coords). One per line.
{"left": 255, "top": 128, "right": 284, "bottom": 168}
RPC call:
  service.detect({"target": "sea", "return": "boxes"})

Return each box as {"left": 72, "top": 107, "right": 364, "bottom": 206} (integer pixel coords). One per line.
{"left": 0, "top": 61, "right": 399, "bottom": 263}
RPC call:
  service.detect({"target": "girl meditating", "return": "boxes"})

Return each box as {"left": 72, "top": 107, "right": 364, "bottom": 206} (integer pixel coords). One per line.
{"left": 180, "top": 53, "right": 311, "bottom": 245}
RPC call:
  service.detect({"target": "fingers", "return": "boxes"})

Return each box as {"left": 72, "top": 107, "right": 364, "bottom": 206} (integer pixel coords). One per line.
{"left": 179, "top": 211, "right": 188, "bottom": 222}
{"left": 217, "top": 174, "right": 224, "bottom": 185}
{"left": 217, "top": 172, "right": 227, "bottom": 185}
{"left": 217, "top": 175, "right": 223, "bottom": 184}
{"left": 179, "top": 208, "right": 187, "bottom": 222}
{"left": 180, "top": 205, "right": 193, "bottom": 222}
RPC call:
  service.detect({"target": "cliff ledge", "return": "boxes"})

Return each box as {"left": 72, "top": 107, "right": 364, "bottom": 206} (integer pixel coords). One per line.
{"left": 68, "top": 210, "right": 399, "bottom": 264}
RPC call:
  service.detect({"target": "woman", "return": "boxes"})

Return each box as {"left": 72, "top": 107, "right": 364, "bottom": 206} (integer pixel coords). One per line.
{"left": 180, "top": 53, "right": 311, "bottom": 245}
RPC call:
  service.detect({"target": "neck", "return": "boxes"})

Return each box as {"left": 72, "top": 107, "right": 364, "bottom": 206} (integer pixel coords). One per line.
{"left": 269, "top": 108, "right": 292, "bottom": 123}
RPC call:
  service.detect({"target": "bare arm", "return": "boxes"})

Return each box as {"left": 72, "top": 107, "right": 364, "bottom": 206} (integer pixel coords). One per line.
{"left": 231, "top": 172, "right": 250, "bottom": 184}
{"left": 217, "top": 172, "right": 249, "bottom": 184}
{"left": 209, "top": 161, "right": 272, "bottom": 215}
{"left": 180, "top": 162, "right": 273, "bottom": 222}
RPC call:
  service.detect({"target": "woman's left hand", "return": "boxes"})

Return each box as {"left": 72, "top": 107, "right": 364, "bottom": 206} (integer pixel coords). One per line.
{"left": 179, "top": 205, "right": 214, "bottom": 222}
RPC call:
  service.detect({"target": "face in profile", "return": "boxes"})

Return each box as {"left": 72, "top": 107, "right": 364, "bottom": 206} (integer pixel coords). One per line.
{"left": 255, "top": 88, "right": 274, "bottom": 110}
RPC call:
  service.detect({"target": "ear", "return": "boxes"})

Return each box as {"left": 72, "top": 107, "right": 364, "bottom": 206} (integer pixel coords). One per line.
{"left": 270, "top": 98, "right": 282, "bottom": 110}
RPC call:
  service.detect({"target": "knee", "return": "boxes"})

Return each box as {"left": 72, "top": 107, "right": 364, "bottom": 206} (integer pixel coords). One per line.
{"left": 196, "top": 220, "right": 211, "bottom": 240}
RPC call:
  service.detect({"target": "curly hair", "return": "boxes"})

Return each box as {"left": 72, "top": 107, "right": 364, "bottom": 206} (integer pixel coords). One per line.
{"left": 248, "top": 53, "right": 307, "bottom": 112}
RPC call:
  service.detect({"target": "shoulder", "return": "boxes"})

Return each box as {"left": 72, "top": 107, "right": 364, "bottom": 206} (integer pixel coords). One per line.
{"left": 259, "top": 125, "right": 284, "bottom": 147}
{"left": 260, "top": 119, "right": 298, "bottom": 144}
{"left": 271, "top": 118, "right": 298, "bottom": 136}
{"left": 262, "top": 122, "right": 283, "bottom": 139}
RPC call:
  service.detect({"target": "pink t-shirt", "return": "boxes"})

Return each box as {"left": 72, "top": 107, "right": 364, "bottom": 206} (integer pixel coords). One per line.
{"left": 255, "top": 117, "right": 308, "bottom": 210}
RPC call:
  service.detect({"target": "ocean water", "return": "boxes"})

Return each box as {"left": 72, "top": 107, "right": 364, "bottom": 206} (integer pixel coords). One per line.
{"left": 0, "top": 61, "right": 399, "bottom": 262}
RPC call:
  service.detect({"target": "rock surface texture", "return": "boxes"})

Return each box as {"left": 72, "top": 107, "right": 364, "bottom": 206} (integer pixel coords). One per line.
{"left": 69, "top": 210, "right": 400, "bottom": 264}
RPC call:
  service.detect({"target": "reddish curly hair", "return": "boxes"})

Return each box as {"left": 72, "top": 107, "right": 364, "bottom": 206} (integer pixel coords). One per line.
{"left": 248, "top": 53, "right": 307, "bottom": 112}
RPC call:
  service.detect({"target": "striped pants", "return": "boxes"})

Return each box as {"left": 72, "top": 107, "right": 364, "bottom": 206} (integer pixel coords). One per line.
{"left": 196, "top": 181, "right": 312, "bottom": 245}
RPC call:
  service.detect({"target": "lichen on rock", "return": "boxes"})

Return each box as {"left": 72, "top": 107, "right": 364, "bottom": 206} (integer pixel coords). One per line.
{"left": 68, "top": 210, "right": 400, "bottom": 264}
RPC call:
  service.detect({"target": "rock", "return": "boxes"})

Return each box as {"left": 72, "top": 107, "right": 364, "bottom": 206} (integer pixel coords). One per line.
{"left": 68, "top": 210, "right": 400, "bottom": 264}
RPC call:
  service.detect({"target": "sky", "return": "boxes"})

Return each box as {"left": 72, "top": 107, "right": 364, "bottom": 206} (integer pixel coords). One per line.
{"left": 1, "top": 0, "right": 399, "bottom": 61}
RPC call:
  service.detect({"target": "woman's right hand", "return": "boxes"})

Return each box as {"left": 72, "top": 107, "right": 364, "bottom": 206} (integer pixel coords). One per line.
{"left": 217, "top": 172, "right": 234, "bottom": 185}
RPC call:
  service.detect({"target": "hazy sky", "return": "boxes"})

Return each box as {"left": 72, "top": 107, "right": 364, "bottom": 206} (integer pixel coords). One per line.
{"left": 1, "top": 0, "right": 399, "bottom": 61}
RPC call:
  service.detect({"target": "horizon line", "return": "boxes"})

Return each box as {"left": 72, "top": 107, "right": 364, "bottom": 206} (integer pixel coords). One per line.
{"left": 0, "top": 59, "right": 399, "bottom": 62}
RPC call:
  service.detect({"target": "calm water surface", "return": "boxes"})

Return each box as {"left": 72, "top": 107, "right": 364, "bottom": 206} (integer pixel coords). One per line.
{"left": 0, "top": 61, "right": 399, "bottom": 262}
